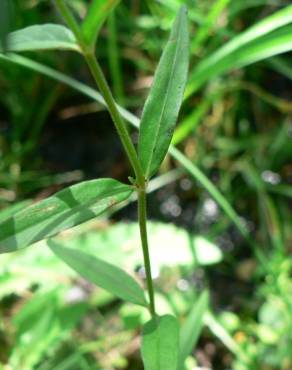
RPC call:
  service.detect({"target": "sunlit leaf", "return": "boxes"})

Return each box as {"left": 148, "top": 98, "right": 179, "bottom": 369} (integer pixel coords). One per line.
{"left": 186, "top": 4, "right": 292, "bottom": 96}
{"left": 138, "top": 6, "right": 189, "bottom": 179}
{"left": 141, "top": 315, "right": 179, "bottom": 370}
{"left": 3, "top": 24, "right": 80, "bottom": 52}
{"left": 0, "top": 178, "right": 133, "bottom": 253}
{"left": 49, "top": 241, "right": 147, "bottom": 307}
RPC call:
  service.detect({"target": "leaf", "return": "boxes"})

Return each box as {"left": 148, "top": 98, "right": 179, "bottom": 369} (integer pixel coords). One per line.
{"left": 4, "top": 24, "right": 80, "bottom": 52}
{"left": 0, "top": 54, "right": 250, "bottom": 244}
{"left": 82, "top": 0, "right": 121, "bottom": 46}
{"left": 141, "top": 315, "right": 179, "bottom": 370}
{"left": 186, "top": 4, "right": 292, "bottom": 97}
{"left": 0, "top": 0, "right": 13, "bottom": 50}
{"left": 138, "top": 6, "right": 189, "bottom": 179}
{"left": 0, "top": 178, "right": 133, "bottom": 253}
{"left": 0, "top": 200, "right": 31, "bottom": 223}
{"left": 178, "top": 291, "right": 209, "bottom": 369}
{"left": 48, "top": 241, "right": 147, "bottom": 307}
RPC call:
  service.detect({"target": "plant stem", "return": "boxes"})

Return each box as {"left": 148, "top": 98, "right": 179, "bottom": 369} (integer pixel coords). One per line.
{"left": 55, "top": 0, "right": 156, "bottom": 316}
{"left": 54, "top": 0, "right": 84, "bottom": 47}
{"left": 55, "top": 0, "right": 144, "bottom": 184}
{"left": 138, "top": 189, "right": 156, "bottom": 316}
{"left": 84, "top": 53, "right": 144, "bottom": 185}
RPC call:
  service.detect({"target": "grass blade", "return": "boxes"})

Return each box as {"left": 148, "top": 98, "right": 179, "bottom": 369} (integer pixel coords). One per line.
{"left": 186, "top": 4, "right": 292, "bottom": 96}
{"left": 178, "top": 291, "right": 209, "bottom": 369}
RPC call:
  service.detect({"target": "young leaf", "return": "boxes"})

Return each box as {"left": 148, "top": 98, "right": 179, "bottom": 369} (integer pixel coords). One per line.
{"left": 138, "top": 6, "right": 189, "bottom": 179}
{"left": 48, "top": 241, "right": 147, "bottom": 307}
{"left": 82, "top": 0, "right": 121, "bottom": 47}
{"left": 3, "top": 24, "right": 80, "bottom": 53}
{"left": 0, "top": 178, "right": 132, "bottom": 253}
{"left": 178, "top": 291, "right": 209, "bottom": 369}
{"left": 141, "top": 315, "right": 179, "bottom": 370}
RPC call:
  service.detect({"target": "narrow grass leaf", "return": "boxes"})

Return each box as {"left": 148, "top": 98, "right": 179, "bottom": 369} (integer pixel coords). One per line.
{"left": 178, "top": 291, "right": 209, "bottom": 369}
{"left": 0, "top": 178, "right": 132, "bottom": 253}
{"left": 186, "top": 4, "right": 292, "bottom": 96}
{"left": 138, "top": 6, "right": 189, "bottom": 179}
{"left": 3, "top": 24, "right": 80, "bottom": 52}
{"left": 141, "top": 315, "right": 179, "bottom": 370}
{"left": 49, "top": 241, "right": 147, "bottom": 307}
{"left": 82, "top": 0, "right": 120, "bottom": 46}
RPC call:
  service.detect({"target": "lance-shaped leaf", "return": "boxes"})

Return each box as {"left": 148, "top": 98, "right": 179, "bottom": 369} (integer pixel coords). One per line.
{"left": 0, "top": 178, "right": 132, "bottom": 253}
{"left": 3, "top": 24, "right": 80, "bottom": 53}
{"left": 178, "top": 290, "right": 209, "bottom": 369}
{"left": 49, "top": 241, "right": 147, "bottom": 307}
{"left": 138, "top": 6, "right": 189, "bottom": 179}
{"left": 141, "top": 315, "right": 179, "bottom": 370}
{"left": 82, "top": 0, "right": 121, "bottom": 47}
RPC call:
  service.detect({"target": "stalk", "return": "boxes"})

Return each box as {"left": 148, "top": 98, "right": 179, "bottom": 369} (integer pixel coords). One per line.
{"left": 138, "top": 189, "right": 156, "bottom": 316}
{"left": 55, "top": 0, "right": 156, "bottom": 316}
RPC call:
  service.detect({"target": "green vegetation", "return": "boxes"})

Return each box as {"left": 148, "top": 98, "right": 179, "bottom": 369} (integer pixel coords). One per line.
{"left": 0, "top": 1, "right": 291, "bottom": 369}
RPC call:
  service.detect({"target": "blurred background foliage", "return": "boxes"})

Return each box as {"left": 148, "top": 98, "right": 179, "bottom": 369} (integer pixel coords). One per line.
{"left": 0, "top": 0, "right": 291, "bottom": 369}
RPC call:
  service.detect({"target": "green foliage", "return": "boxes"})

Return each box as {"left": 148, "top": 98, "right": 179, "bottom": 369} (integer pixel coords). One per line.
{"left": 82, "top": 0, "right": 121, "bottom": 47}
{"left": 49, "top": 241, "right": 147, "bottom": 307}
{"left": 0, "top": 0, "right": 291, "bottom": 369}
{"left": 179, "top": 291, "right": 209, "bottom": 369}
{"left": 0, "top": 0, "right": 13, "bottom": 50}
{"left": 141, "top": 315, "right": 179, "bottom": 370}
{"left": 186, "top": 4, "right": 292, "bottom": 96}
{"left": 0, "top": 179, "right": 132, "bottom": 253}
{"left": 5, "top": 24, "right": 80, "bottom": 52}
{"left": 138, "top": 6, "right": 189, "bottom": 179}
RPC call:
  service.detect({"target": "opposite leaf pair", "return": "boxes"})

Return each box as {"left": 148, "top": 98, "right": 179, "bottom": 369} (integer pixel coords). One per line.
{"left": 0, "top": 4, "right": 193, "bottom": 370}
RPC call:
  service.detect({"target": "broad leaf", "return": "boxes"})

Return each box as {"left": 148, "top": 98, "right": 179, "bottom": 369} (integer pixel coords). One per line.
{"left": 49, "top": 241, "right": 147, "bottom": 307}
{"left": 141, "top": 315, "right": 179, "bottom": 370}
{"left": 82, "top": 0, "right": 121, "bottom": 46}
{"left": 4, "top": 24, "right": 80, "bottom": 52}
{"left": 0, "top": 178, "right": 132, "bottom": 253}
{"left": 178, "top": 291, "right": 209, "bottom": 368}
{"left": 138, "top": 6, "right": 189, "bottom": 179}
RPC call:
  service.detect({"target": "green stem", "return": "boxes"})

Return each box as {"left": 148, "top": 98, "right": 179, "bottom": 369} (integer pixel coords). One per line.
{"left": 55, "top": 0, "right": 156, "bottom": 316}
{"left": 54, "top": 0, "right": 144, "bottom": 185}
{"left": 54, "top": 0, "right": 84, "bottom": 47}
{"left": 138, "top": 189, "right": 156, "bottom": 316}
{"left": 84, "top": 53, "right": 144, "bottom": 184}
